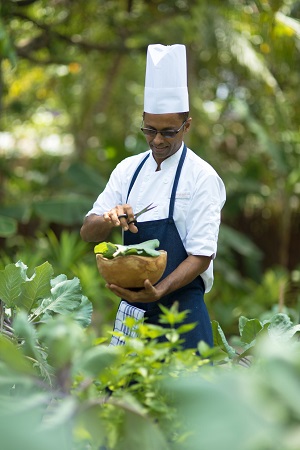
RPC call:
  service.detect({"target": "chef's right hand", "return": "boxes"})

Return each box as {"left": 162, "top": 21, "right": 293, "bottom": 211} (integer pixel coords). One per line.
{"left": 103, "top": 204, "right": 138, "bottom": 233}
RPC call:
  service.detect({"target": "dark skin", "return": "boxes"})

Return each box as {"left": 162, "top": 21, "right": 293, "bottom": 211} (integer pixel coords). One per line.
{"left": 80, "top": 112, "right": 212, "bottom": 303}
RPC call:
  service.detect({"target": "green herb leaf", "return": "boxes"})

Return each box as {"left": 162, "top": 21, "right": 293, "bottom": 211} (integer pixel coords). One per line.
{"left": 94, "top": 242, "right": 117, "bottom": 258}
{"left": 94, "top": 239, "right": 161, "bottom": 258}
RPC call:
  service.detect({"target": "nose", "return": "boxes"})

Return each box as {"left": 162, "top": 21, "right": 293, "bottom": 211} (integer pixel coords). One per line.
{"left": 152, "top": 132, "right": 165, "bottom": 145}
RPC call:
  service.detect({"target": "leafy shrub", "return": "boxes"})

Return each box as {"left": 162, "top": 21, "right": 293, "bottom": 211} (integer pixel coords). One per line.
{"left": 1, "top": 260, "right": 300, "bottom": 449}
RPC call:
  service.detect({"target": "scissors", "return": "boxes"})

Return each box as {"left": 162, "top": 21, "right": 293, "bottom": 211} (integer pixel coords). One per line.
{"left": 118, "top": 203, "right": 157, "bottom": 226}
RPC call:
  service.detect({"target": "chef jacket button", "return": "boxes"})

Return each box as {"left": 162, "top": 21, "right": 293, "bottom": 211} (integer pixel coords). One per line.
{"left": 163, "top": 178, "right": 168, "bottom": 184}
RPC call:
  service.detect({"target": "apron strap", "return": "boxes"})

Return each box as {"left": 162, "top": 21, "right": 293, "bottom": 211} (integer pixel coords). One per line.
{"left": 168, "top": 144, "right": 187, "bottom": 219}
{"left": 126, "top": 153, "right": 150, "bottom": 203}
{"left": 126, "top": 144, "right": 187, "bottom": 219}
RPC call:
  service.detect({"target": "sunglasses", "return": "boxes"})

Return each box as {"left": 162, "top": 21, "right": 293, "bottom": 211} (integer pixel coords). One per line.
{"left": 140, "top": 120, "right": 187, "bottom": 139}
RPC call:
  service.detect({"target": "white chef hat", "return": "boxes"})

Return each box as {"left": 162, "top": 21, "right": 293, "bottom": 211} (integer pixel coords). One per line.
{"left": 144, "top": 44, "right": 189, "bottom": 114}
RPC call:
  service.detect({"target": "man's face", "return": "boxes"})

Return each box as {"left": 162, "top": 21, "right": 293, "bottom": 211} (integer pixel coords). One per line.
{"left": 142, "top": 113, "right": 191, "bottom": 165}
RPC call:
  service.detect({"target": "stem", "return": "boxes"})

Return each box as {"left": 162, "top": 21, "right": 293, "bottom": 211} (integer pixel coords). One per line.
{"left": 0, "top": 56, "right": 3, "bottom": 120}
{"left": 28, "top": 310, "right": 41, "bottom": 323}
{"left": 1, "top": 328, "right": 15, "bottom": 339}
{"left": 0, "top": 300, "right": 4, "bottom": 332}
{"left": 3, "top": 320, "right": 13, "bottom": 332}
{"left": 278, "top": 280, "right": 285, "bottom": 313}
{"left": 74, "top": 378, "right": 94, "bottom": 393}
{"left": 56, "top": 365, "right": 72, "bottom": 395}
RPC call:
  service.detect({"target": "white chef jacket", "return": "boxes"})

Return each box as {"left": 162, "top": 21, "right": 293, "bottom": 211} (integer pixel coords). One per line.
{"left": 87, "top": 143, "right": 226, "bottom": 293}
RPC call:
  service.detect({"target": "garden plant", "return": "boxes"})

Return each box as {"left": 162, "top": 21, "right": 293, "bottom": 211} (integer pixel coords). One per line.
{"left": 0, "top": 1, "right": 300, "bottom": 448}
{"left": 1, "top": 260, "right": 300, "bottom": 449}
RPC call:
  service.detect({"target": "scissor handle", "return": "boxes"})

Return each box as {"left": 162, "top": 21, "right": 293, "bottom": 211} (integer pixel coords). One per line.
{"left": 118, "top": 203, "right": 157, "bottom": 226}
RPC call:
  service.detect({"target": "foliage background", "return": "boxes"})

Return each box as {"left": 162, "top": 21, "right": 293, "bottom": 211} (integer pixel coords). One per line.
{"left": 0, "top": 0, "right": 300, "bottom": 336}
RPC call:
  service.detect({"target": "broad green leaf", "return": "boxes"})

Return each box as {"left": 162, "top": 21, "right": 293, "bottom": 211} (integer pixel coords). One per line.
{"left": 238, "top": 321, "right": 276, "bottom": 360}
{"left": 116, "top": 411, "right": 170, "bottom": 450}
{"left": 237, "top": 342, "right": 258, "bottom": 361}
{"left": 95, "top": 239, "right": 161, "bottom": 258}
{"left": 0, "top": 204, "right": 29, "bottom": 221}
{"left": 33, "top": 196, "right": 92, "bottom": 226}
{"left": 238, "top": 315, "right": 249, "bottom": 336}
{"left": 283, "top": 324, "right": 300, "bottom": 342}
{"left": 0, "top": 335, "right": 34, "bottom": 375}
{"left": 78, "top": 346, "right": 119, "bottom": 377}
{"left": 112, "top": 395, "right": 169, "bottom": 450}
{"left": 0, "top": 392, "right": 71, "bottom": 450}
{"left": 41, "top": 396, "right": 78, "bottom": 430}
{"left": 240, "top": 318, "right": 263, "bottom": 344}
{"left": 76, "top": 404, "right": 106, "bottom": 448}
{"left": 212, "top": 320, "right": 236, "bottom": 359}
{"left": 268, "top": 313, "right": 295, "bottom": 342}
{"left": 0, "top": 18, "right": 17, "bottom": 67}
{"left": 219, "top": 224, "right": 262, "bottom": 259}
{"left": 15, "top": 261, "right": 28, "bottom": 278}
{"left": 13, "top": 311, "right": 41, "bottom": 361}
{"left": 268, "top": 313, "right": 293, "bottom": 333}
{"left": 72, "top": 295, "right": 93, "bottom": 327}
{"left": 125, "top": 239, "right": 161, "bottom": 256}
{"left": 49, "top": 276, "right": 83, "bottom": 312}
{"left": 0, "top": 392, "right": 51, "bottom": 417}
{"left": 163, "top": 373, "right": 274, "bottom": 450}
{"left": 51, "top": 273, "right": 67, "bottom": 287}
{"left": 0, "top": 392, "right": 51, "bottom": 420}
{"left": 16, "top": 262, "right": 54, "bottom": 313}
{"left": 10, "top": 312, "right": 53, "bottom": 389}
{"left": 94, "top": 242, "right": 117, "bottom": 258}
{"left": 38, "top": 316, "right": 84, "bottom": 369}
{"left": 66, "top": 161, "right": 107, "bottom": 195}
{"left": 0, "top": 263, "right": 26, "bottom": 307}
{"left": 0, "top": 215, "right": 17, "bottom": 237}
{"left": 0, "top": 369, "right": 37, "bottom": 391}
{"left": 198, "top": 340, "right": 226, "bottom": 362}
{"left": 35, "top": 276, "right": 83, "bottom": 317}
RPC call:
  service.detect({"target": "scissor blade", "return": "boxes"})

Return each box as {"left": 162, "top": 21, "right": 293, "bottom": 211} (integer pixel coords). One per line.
{"left": 134, "top": 203, "right": 157, "bottom": 219}
{"left": 126, "top": 203, "right": 157, "bottom": 226}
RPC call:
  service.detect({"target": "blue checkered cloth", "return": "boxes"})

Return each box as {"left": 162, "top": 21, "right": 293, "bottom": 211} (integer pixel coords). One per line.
{"left": 110, "top": 300, "right": 145, "bottom": 346}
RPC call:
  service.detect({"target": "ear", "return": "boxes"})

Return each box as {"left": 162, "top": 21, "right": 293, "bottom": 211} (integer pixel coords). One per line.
{"left": 184, "top": 117, "right": 192, "bottom": 133}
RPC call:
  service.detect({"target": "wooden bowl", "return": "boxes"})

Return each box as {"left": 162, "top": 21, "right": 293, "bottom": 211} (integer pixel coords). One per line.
{"left": 96, "top": 250, "right": 167, "bottom": 288}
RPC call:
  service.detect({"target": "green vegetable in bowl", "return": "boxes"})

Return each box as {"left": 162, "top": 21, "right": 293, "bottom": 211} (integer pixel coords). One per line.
{"left": 94, "top": 239, "right": 161, "bottom": 259}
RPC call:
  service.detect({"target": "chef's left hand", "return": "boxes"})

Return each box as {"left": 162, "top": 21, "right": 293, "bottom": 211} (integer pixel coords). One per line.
{"left": 106, "top": 279, "right": 160, "bottom": 303}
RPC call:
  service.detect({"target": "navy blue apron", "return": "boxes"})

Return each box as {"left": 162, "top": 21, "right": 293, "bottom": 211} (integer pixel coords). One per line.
{"left": 123, "top": 145, "right": 213, "bottom": 349}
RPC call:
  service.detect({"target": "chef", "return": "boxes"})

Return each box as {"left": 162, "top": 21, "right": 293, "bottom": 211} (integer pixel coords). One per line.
{"left": 80, "top": 44, "right": 226, "bottom": 349}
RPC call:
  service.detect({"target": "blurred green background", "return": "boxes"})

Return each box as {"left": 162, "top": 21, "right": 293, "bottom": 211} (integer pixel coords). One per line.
{"left": 0, "top": 0, "right": 299, "bottom": 336}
